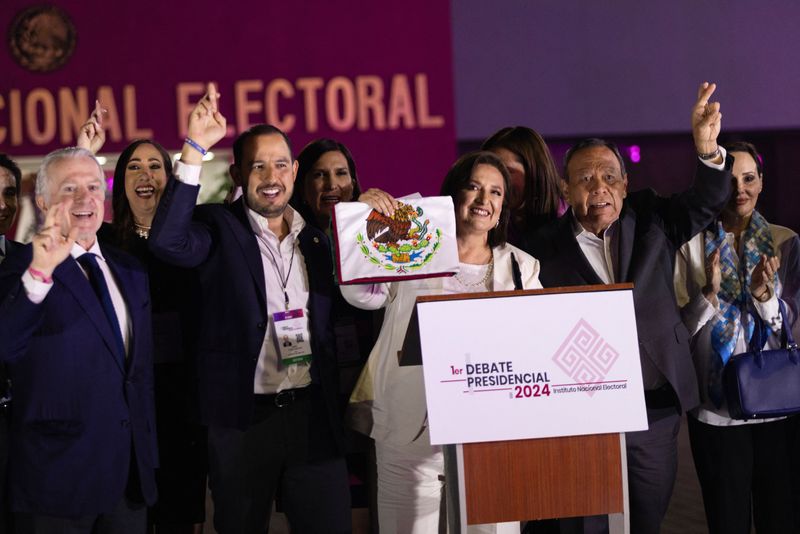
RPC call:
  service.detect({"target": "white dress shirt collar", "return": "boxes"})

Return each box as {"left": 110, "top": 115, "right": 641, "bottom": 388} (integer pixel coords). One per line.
{"left": 71, "top": 239, "right": 105, "bottom": 262}
{"left": 571, "top": 212, "right": 618, "bottom": 285}
{"left": 570, "top": 212, "right": 619, "bottom": 240}
{"left": 245, "top": 204, "right": 305, "bottom": 241}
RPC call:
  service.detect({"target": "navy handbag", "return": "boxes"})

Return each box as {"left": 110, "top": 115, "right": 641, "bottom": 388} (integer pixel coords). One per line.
{"left": 723, "top": 300, "right": 800, "bottom": 420}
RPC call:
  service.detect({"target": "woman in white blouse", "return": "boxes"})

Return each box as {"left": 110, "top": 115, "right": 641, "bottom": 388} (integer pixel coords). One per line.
{"left": 674, "top": 141, "right": 800, "bottom": 534}
{"left": 343, "top": 151, "right": 542, "bottom": 533}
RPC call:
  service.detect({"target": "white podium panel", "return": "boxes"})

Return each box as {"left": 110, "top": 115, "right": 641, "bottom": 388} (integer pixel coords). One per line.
{"left": 417, "top": 288, "right": 647, "bottom": 445}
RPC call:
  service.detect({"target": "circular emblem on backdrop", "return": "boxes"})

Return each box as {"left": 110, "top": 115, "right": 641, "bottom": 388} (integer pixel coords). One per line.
{"left": 8, "top": 5, "right": 76, "bottom": 73}
{"left": 357, "top": 201, "right": 441, "bottom": 274}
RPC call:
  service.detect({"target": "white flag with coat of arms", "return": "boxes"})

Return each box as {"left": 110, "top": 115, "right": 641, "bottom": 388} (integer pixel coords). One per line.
{"left": 331, "top": 194, "right": 459, "bottom": 284}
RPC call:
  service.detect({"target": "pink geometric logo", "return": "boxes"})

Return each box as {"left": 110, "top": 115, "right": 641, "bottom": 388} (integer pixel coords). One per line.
{"left": 552, "top": 319, "right": 620, "bottom": 396}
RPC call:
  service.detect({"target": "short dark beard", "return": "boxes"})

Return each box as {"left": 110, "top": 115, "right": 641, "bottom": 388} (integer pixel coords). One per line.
{"left": 245, "top": 191, "right": 288, "bottom": 220}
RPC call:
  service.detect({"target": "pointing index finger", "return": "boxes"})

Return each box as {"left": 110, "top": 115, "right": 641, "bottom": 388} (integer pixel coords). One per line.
{"left": 43, "top": 200, "right": 62, "bottom": 228}
{"left": 92, "top": 100, "right": 107, "bottom": 123}
{"left": 206, "top": 82, "right": 219, "bottom": 112}
{"left": 58, "top": 198, "right": 74, "bottom": 237}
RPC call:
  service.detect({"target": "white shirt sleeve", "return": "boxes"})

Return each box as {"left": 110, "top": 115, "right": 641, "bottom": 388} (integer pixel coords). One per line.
{"left": 21, "top": 269, "right": 53, "bottom": 304}
{"left": 340, "top": 283, "right": 390, "bottom": 310}
{"left": 173, "top": 160, "right": 202, "bottom": 186}
{"left": 752, "top": 291, "right": 783, "bottom": 332}
{"left": 680, "top": 291, "right": 719, "bottom": 337}
{"left": 699, "top": 146, "right": 728, "bottom": 170}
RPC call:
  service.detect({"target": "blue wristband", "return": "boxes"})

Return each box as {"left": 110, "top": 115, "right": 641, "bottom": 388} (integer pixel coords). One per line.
{"left": 184, "top": 137, "right": 208, "bottom": 156}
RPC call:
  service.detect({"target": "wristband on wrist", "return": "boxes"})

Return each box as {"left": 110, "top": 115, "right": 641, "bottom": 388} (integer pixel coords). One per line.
{"left": 28, "top": 267, "right": 53, "bottom": 284}
{"left": 184, "top": 137, "right": 208, "bottom": 156}
{"left": 698, "top": 146, "right": 721, "bottom": 161}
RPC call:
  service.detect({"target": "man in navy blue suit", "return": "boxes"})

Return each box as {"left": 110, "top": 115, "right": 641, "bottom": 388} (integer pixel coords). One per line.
{"left": 150, "top": 84, "right": 350, "bottom": 534}
{"left": 0, "top": 147, "right": 157, "bottom": 533}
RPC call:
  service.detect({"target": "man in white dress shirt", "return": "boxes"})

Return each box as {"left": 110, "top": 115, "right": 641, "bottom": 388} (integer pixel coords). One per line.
{"left": 149, "top": 84, "right": 350, "bottom": 534}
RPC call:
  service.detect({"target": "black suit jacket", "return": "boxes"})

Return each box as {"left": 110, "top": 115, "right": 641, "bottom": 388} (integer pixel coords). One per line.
{"left": 149, "top": 180, "right": 344, "bottom": 457}
{"left": 0, "top": 243, "right": 157, "bottom": 516}
{"left": 0, "top": 239, "right": 19, "bottom": 403}
{"left": 526, "top": 158, "right": 732, "bottom": 413}
{"left": 1, "top": 239, "right": 19, "bottom": 259}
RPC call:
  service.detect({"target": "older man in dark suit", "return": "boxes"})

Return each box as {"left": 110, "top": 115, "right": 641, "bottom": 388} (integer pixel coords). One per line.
{"left": 0, "top": 147, "right": 157, "bottom": 534}
{"left": 526, "top": 83, "right": 732, "bottom": 534}
{"left": 149, "top": 85, "right": 350, "bottom": 534}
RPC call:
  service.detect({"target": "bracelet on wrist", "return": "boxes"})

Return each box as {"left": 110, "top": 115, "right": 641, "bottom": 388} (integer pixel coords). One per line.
{"left": 698, "top": 146, "right": 721, "bottom": 161}
{"left": 28, "top": 267, "right": 53, "bottom": 284}
{"left": 184, "top": 137, "right": 208, "bottom": 156}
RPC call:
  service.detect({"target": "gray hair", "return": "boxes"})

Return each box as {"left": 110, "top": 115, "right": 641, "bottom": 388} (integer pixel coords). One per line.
{"left": 35, "top": 147, "right": 105, "bottom": 202}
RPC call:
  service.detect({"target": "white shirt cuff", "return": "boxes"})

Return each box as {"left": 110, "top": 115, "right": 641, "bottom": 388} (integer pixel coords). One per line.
{"left": 753, "top": 292, "right": 782, "bottom": 331}
{"left": 339, "top": 283, "right": 389, "bottom": 311}
{"left": 21, "top": 269, "right": 53, "bottom": 304}
{"left": 174, "top": 160, "right": 202, "bottom": 186}
{"left": 699, "top": 146, "right": 727, "bottom": 170}
{"left": 682, "top": 291, "right": 718, "bottom": 336}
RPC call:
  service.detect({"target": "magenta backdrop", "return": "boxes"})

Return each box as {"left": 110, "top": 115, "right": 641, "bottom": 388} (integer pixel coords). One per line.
{"left": 1, "top": 1, "right": 456, "bottom": 196}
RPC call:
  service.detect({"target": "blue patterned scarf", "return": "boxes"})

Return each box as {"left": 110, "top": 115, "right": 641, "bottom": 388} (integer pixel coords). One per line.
{"left": 704, "top": 210, "right": 781, "bottom": 406}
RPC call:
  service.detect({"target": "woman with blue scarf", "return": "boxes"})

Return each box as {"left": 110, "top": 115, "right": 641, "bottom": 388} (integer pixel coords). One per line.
{"left": 674, "top": 141, "right": 800, "bottom": 534}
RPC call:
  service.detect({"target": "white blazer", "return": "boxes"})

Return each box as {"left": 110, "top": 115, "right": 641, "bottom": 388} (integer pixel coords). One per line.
{"left": 341, "top": 243, "right": 542, "bottom": 446}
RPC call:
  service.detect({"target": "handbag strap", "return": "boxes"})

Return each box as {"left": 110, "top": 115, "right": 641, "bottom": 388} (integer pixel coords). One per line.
{"left": 748, "top": 299, "right": 797, "bottom": 353}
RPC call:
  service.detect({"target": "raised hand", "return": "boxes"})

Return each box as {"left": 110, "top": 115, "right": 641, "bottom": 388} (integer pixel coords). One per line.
{"left": 750, "top": 254, "right": 780, "bottom": 301}
{"left": 182, "top": 82, "right": 227, "bottom": 165}
{"left": 359, "top": 188, "right": 397, "bottom": 217}
{"left": 76, "top": 100, "right": 107, "bottom": 154}
{"left": 691, "top": 82, "right": 722, "bottom": 156}
{"left": 29, "top": 200, "right": 79, "bottom": 279}
{"left": 702, "top": 247, "right": 722, "bottom": 307}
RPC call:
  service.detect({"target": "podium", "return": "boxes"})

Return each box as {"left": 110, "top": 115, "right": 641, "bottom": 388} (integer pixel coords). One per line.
{"left": 401, "top": 284, "right": 647, "bottom": 533}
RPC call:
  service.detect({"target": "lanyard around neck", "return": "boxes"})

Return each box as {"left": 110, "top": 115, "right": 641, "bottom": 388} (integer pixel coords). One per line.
{"left": 262, "top": 236, "right": 296, "bottom": 311}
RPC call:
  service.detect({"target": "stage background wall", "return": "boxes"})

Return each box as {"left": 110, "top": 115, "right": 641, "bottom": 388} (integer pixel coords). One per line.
{"left": 3, "top": 1, "right": 800, "bottom": 230}
{"left": 452, "top": 0, "right": 800, "bottom": 231}
{"left": 453, "top": 0, "right": 800, "bottom": 138}
{"left": 1, "top": 1, "right": 457, "bottom": 196}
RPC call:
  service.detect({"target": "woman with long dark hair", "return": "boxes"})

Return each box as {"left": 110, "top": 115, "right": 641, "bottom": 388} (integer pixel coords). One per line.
{"left": 482, "top": 126, "right": 566, "bottom": 246}
{"left": 291, "top": 138, "right": 361, "bottom": 231}
{"left": 79, "top": 111, "right": 207, "bottom": 534}
{"left": 290, "top": 138, "right": 378, "bottom": 532}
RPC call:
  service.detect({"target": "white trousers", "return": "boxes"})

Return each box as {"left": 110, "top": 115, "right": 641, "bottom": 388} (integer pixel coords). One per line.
{"left": 375, "top": 435, "right": 519, "bottom": 533}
